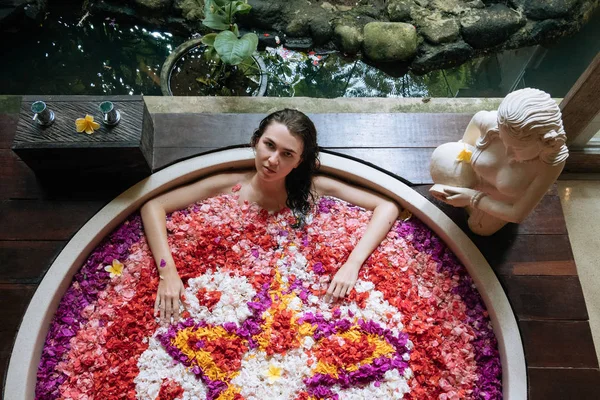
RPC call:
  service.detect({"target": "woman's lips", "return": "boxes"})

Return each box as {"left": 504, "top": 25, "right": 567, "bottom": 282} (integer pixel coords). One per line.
{"left": 263, "top": 166, "right": 276, "bottom": 174}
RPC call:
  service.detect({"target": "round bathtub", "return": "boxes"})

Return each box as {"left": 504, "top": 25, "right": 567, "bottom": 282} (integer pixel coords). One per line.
{"left": 5, "top": 148, "right": 526, "bottom": 399}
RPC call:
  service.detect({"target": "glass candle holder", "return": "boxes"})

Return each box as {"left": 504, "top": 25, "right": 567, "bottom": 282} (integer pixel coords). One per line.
{"left": 31, "top": 101, "right": 55, "bottom": 127}
{"left": 99, "top": 101, "right": 121, "bottom": 126}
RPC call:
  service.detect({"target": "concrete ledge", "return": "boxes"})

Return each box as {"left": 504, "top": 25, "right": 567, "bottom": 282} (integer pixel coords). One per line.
{"left": 144, "top": 96, "right": 507, "bottom": 114}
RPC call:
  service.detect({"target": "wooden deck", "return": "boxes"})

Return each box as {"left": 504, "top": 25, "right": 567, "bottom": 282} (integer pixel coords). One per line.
{"left": 1, "top": 108, "right": 600, "bottom": 398}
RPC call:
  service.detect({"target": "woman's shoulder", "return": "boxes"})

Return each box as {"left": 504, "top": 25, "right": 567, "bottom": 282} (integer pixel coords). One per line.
{"left": 201, "top": 170, "right": 253, "bottom": 195}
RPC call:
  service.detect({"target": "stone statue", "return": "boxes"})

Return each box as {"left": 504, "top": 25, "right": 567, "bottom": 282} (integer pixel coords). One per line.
{"left": 429, "top": 88, "right": 569, "bottom": 236}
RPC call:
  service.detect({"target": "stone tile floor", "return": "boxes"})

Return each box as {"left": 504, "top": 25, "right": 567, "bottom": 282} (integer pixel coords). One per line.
{"left": 559, "top": 180, "right": 600, "bottom": 363}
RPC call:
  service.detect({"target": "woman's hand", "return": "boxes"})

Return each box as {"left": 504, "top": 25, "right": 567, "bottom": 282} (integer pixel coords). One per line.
{"left": 154, "top": 271, "right": 185, "bottom": 324}
{"left": 325, "top": 262, "right": 360, "bottom": 302}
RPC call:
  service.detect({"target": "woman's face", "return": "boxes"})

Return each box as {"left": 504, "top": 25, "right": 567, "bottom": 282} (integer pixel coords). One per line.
{"left": 254, "top": 122, "right": 304, "bottom": 181}
{"left": 499, "top": 126, "right": 541, "bottom": 163}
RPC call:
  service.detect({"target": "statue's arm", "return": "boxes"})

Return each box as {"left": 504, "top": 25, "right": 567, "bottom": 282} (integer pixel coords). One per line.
{"left": 462, "top": 111, "right": 497, "bottom": 146}
{"left": 476, "top": 164, "right": 564, "bottom": 223}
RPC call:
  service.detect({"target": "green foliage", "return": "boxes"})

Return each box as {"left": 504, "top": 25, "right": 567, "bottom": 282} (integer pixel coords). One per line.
{"left": 195, "top": 0, "right": 259, "bottom": 91}
{"left": 214, "top": 31, "right": 258, "bottom": 65}
{"left": 201, "top": 0, "right": 258, "bottom": 66}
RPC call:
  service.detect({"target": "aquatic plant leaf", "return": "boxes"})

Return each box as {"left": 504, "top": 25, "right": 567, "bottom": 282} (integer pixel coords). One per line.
{"left": 201, "top": 33, "right": 218, "bottom": 47}
{"left": 232, "top": 1, "right": 252, "bottom": 14}
{"left": 214, "top": 31, "right": 258, "bottom": 65}
{"left": 203, "top": 0, "right": 229, "bottom": 30}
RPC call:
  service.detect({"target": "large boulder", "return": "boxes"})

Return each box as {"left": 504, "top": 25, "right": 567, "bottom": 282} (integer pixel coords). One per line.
{"left": 173, "top": 0, "right": 204, "bottom": 21}
{"left": 309, "top": 13, "right": 333, "bottom": 45}
{"left": 411, "top": 40, "right": 474, "bottom": 73}
{"left": 430, "top": 0, "right": 473, "bottom": 15}
{"left": 333, "top": 24, "right": 363, "bottom": 54}
{"left": 387, "top": 0, "right": 412, "bottom": 22}
{"left": 510, "top": 0, "right": 580, "bottom": 20}
{"left": 363, "top": 22, "right": 418, "bottom": 62}
{"left": 460, "top": 4, "right": 525, "bottom": 48}
{"left": 133, "top": 0, "right": 174, "bottom": 12}
{"left": 419, "top": 17, "right": 460, "bottom": 44}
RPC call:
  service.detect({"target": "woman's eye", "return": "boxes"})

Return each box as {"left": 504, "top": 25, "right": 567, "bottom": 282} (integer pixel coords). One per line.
{"left": 265, "top": 142, "right": 274, "bottom": 148}
{"left": 284, "top": 152, "right": 292, "bottom": 157}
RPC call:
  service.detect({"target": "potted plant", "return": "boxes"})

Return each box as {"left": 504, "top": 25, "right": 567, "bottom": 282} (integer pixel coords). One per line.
{"left": 160, "top": 0, "right": 267, "bottom": 96}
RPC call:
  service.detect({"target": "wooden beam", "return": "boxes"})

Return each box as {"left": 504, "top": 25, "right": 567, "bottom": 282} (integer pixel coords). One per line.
{"left": 560, "top": 52, "right": 600, "bottom": 147}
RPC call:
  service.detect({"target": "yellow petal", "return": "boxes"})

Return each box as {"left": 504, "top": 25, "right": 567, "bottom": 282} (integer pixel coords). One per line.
{"left": 112, "top": 260, "right": 124, "bottom": 275}
{"left": 75, "top": 119, "right": 87, "bottom": 132}
{"left": 85, "top": 125, "right": 94, "bottom": 134}
{"left": 84, "top": 114, "right": 94, "bottom": 122}
{"left": 91, "top": 120, "right": 101, "bottom": 130}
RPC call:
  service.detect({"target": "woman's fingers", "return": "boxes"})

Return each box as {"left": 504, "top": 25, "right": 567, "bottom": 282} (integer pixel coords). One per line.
{"left": 333, "top": 283, "right": 344, "bottom": 299}
{"left": 159, "top": 296, "right": 166, "bottom": 321}
{"left": 173, "top": 297, "right": 180, "bottom": 321}
{"left": 154, "top": 296, "right": 160, "bottom": 317}
{"left": 326, "top": 280, "right": 354, "bottom": 301}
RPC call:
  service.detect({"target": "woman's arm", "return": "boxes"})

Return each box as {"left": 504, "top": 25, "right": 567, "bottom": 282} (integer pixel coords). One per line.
{"left": 313, "top": 175, "right": 401, "bottom": 301}
{"left": 140, "top": 172, "right": 245, "bottom": 323}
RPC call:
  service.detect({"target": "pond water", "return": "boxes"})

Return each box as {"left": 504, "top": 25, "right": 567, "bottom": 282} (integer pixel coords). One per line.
{"left": 1, "top": 4, "right": 598, "bottom": 98}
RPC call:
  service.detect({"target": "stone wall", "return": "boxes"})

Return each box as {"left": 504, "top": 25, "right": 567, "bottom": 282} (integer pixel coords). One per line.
{"left": 2, "top": 0, "right": 598, "bottom": 74}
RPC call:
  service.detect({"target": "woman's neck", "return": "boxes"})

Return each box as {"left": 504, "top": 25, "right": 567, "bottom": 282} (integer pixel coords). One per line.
{"left": 248, "top": 173, "right": 287, "bottom": 208}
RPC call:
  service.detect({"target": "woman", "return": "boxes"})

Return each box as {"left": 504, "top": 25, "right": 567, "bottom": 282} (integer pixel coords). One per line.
{"left": 141, "top": 109, "right": 400, "bottom": 323}
{"left": 430, "top": 88, "right": 569, "bottom": 236}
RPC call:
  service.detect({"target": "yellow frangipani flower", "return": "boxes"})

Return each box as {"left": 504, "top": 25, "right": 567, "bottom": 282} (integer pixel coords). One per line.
{"left": 75, "top": 114, "right": 100, "bottom": 134}
{"left": 265, "top": 364, "right": 282, "bottom": 384}
{"left": 104, "top": 259, "right": 123, "bottom": 278}
{"left": 399, "top": 208, "right": 413, "bottom": 222}
{"left": 456, "top": 146, "right": 472, "bottom": 163}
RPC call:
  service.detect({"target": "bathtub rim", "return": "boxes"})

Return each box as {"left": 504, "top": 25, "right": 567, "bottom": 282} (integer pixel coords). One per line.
{"left": 5, "top": 147, "right": 526, "bottom": 399}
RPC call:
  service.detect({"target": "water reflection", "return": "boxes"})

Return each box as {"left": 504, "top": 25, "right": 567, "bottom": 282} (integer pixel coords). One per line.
{"left": 0, "top": 4, "right": 597, "bottom": 98}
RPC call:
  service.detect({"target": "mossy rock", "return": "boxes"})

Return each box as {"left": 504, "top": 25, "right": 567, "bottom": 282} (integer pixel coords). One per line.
{"left": 334, "top": 24, "right": 363, "bottom": 54}
{"left": 363, "top": 22, "right": 418, "bottom": 62}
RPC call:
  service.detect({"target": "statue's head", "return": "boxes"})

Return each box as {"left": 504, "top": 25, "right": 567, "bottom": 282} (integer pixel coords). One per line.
{"left": 495, "top": 88, "right": 568, "bottom": 165}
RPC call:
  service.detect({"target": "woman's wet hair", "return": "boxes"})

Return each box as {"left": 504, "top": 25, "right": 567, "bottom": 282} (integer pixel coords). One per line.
{"left": 251, "top": 108, "right": 320, "bottom": 218}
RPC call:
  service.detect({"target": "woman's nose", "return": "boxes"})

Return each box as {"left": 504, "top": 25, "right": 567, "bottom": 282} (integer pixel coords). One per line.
{"left": 268, "top": 153, "right": 279, "bottom": 165}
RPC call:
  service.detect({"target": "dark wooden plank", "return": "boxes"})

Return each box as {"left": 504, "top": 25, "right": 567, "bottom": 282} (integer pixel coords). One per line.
{"left": 505, "top": 276, "right": 588, "bottom": 320}
{"left": 512, "top": 260, "right": 577, "bottom": 276}
{"left": 0, "top": 241, "right": 64, "bottom": 284}
{"left": 0, "top": 284, "right": 37, "bottom": 333}
{"left": 0, "top": 330, "right": 18, "bottom": 395}
{"left": 529, "top": 368, "right": 600, "bottom": 400}
{"left": 474, "top": 235, "right": 574, "bottom": 276}
{"left": 564, "top": 148, "right": 600, "bottom": 173}
{"left": 153, "top": 113, "right": 470, "bottom": 148}
{"left": 560, "top": 52, "right": 600, "bottom": 145}
{"left": 0, "top": 114, "right": 19, "bottom": 149}
{"left": 0, "top": 284, "right": 37, "bottom": 391}
{"left": 0, "top": 200, "right": 106, "bottom": 240}
{"left": 329, "top": 148, "right": 434, "bottom": 185}
{"left": 521, "top": 320, "right": 599, "bottom": 368}
{"left": 153, "top": 147, "right": 220, "bottom": 171}
{"left": 0, "top": 149, "right": 44, "bottom": 200}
